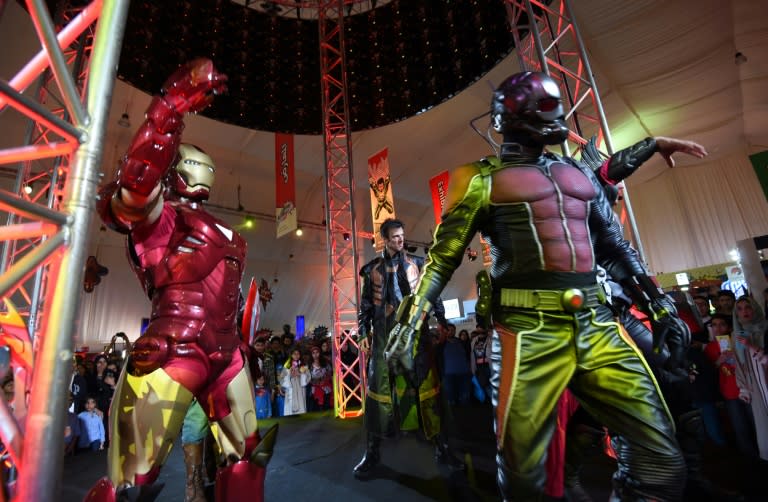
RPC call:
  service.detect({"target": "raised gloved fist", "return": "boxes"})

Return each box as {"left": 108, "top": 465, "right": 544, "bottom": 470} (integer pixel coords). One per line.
{"left": 384, "top": 323, "right": 416, "bottom": 373}
{"left": 161, "top": 58, "right": 228, "bottom": 115}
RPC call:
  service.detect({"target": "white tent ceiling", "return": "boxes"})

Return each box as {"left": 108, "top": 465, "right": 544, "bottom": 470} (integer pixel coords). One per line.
{"left": 1, "top": 0, "right": 767, "bottom": 344}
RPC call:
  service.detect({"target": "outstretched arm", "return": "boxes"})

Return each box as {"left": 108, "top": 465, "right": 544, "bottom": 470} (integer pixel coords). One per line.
{"left": 595, "top": 136, "right": 707, "bottom": 187}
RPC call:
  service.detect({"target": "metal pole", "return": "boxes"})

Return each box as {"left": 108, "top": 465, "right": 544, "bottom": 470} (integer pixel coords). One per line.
{"left": 16, "top": 0, "right": 129, "bottom": 499}
{"left": 562, "top": 0, "right": 647, "bottom": 263}
{"left": 26, "top": 0, "right": 88, "bottom": 128}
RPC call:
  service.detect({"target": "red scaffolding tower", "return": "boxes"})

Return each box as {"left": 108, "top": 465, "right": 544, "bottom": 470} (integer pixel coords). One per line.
{"left": 318, "top": 0, "right": 365, "bottom": 418}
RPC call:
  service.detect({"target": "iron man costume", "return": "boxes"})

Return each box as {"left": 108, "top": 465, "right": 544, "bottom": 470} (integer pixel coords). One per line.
{"left": 86, "top": 59, "right": 276, "bottom": 502}
{"left": 386, "top": 72, "right": 686, "bottom": 501}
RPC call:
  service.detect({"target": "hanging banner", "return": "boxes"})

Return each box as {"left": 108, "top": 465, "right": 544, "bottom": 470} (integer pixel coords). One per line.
{"left": 275, "top": 133, "right": 297, "bottom": 239}
{"left": 429, "top": 170, "right": 450, "bottom": 225}
{"left": 368, "top": 148, "right": 396, "bottom": 252}
{"left": 749, "top": 150, "right": 768, "bottom": 202}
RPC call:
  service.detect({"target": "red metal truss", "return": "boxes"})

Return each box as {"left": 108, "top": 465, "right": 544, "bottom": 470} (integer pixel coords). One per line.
{"left": 505, "top": 0, "right": 647, "bottom": 262}
{"left": 1, "top": 1, "right": 96, "bottom": 340}
{"left": 0, "top": 1, "right": 128, "bottom": 500}
{"left": 317, "top": 0, "right": 365, "bottom": 418}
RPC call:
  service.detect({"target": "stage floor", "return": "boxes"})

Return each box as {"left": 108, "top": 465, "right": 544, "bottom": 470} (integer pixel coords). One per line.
{"left": 62, "top": 402, "right": 762, "bottom": 501}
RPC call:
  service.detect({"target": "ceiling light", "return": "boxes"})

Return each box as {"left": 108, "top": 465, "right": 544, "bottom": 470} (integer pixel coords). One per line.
{"left": 23, "top": 184, "right": 32, "bottom": 195}
{"left": 295, "top": 227, "right": 303, "bottom": 237}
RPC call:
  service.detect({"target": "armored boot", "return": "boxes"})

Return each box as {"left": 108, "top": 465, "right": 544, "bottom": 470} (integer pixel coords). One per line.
{"left": 182, "top": 442, "right": 207, "bottom": 502}
{"left": 434, "top": 434, "right": 465, "bottom": 471}
{"left": 215, "top": 425, "right": 278, "bottom": 502}
{"left": 85, "top": 477, "right": 165, "bottom": 502}
{"left": 353, "top": 433, "right": 381, "bottom": 479}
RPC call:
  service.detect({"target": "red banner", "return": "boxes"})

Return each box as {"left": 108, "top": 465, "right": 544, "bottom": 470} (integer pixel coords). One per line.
{"left": 275, "top": 133, "right": 297, "bottom": 239}
{"left": 428, "top": 170, "right": 450, "bottom": 225}
{"left": 368, "top": 148, "right": 395, "bottom": 252}
{"left": 429, "top": 169, "right": 492, "bottom": 266}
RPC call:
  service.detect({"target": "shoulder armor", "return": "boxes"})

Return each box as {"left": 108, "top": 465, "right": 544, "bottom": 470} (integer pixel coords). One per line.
{"left": 360, "top": 257, "right": 383, "bottom": 276}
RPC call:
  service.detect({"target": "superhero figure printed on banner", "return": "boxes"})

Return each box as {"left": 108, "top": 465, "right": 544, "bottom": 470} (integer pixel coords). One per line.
{"left": 86, "top": 59, "right": 277, "bottom": 502}
{"left": 369, "top": 174, "right": 393, "bottom": 219}
{"left": 385, "top": 71, "right": 704, "bottom": 501}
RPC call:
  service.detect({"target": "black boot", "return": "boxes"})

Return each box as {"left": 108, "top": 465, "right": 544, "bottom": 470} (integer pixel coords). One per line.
{"left": 353, "top": 433, "right": 381, "bottom": 479}
{"left": 564, "top": 423, "right": 605, "bottom": 502}
{"left": 677, "top": 409, "right": 744, "bottom": 501}
{"left": 434, "top": 435, "right": 465, "bottom": 471}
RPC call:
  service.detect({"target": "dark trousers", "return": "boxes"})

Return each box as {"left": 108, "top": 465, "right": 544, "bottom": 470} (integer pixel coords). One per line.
{"left": 443, "top": 373, "right": 471, "bottom": 406}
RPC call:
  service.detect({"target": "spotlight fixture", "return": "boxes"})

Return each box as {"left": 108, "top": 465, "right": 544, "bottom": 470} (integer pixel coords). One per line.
{"left": 117, "top": 112, "right": 131, "bottom": 128}
{"left": 22, "top": 184, "right": 32, "bottom": 195}
{"left": 343, "top": 232, "right": 351, "bottom": 241}
{"left": 295, "top": 226, "right": 303, "bottom": 237}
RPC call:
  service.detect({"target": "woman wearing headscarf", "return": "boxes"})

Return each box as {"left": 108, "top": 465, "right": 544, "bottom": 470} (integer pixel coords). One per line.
{"left": 732, "top": 296, "right": 768, "bottom": 460}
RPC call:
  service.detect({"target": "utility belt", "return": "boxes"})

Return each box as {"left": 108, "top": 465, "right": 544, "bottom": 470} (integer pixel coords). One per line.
{"left": 495, "top": 284, "right": 605, "bottom": 313}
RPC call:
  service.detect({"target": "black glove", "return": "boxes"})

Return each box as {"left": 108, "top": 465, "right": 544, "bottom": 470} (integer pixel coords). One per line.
{"left": 648, "top": 297, "right": 690, "bottom": 369}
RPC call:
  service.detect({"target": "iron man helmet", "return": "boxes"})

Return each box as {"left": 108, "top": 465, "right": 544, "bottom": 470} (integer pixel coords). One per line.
{"left": 491, "top": 71, "right": 569, "bottom": 146}
{"left": 169, "top": 143, "right": 215, "bottom": 201}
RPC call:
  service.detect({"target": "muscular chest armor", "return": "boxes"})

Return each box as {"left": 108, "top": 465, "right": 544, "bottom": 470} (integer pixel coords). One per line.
{"left": 482, "top": 158, "right": 597, "bottom": 279}
{"left": 129, "top": 202, "right": 246, "bottom": 357}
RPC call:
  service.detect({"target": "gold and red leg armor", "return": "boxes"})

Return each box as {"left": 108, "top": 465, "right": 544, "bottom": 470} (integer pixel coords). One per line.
{"left": 85, "top": 365, "right": 193, "bottom": 501}
{"left": 208, "top": 361, "right": 278, "bottom": 502}
{"left": 86, "top": 352, "right": 277, "bottom": 501}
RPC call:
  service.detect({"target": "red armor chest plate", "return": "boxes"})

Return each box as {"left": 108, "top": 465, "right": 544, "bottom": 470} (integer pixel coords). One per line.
{"left": 129, "top": 202, "right": 246, "bottom": 357}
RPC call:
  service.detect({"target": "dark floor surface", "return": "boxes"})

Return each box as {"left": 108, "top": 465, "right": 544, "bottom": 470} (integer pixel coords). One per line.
{"left": 62, "top": 402, "right": 765, "bottom": 501}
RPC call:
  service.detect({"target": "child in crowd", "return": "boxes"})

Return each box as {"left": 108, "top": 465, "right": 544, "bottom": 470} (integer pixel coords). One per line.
{"left": 280, "top": 348, "right": 310, "bottom": 416}
{"left": 77, "top": 397, "right": 105, "bottom": 452}
{"left": 254, "top": 374, "right": 272, "bottom": 419}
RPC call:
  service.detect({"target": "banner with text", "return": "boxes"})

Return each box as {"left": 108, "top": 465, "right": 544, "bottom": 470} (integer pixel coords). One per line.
{"left": 429, "top": 170, "right": 450, "bottom": 225}
{"left": 368, "top": 148, "right": 396, "bottom": 252}
{"left": 275, "top": 133, "right": 297, "bottom": 238}
{"left": 749, "top": 150, "right": 768, "bottom": 202}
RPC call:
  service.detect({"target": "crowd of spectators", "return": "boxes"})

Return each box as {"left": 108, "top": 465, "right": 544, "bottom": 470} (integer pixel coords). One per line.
{"left": 248, "top": 323, "right": 345, "bottom": 418}
{"left": 688, "top": 288, "right": 768, "bottom": 462}
{"left": 65, "top": 351, "right": 121, "bottom": 456}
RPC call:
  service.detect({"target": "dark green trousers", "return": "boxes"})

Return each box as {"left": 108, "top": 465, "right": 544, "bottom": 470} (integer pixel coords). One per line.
{"left": 364, "top": 328, "right": 441, "bottom": 440}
